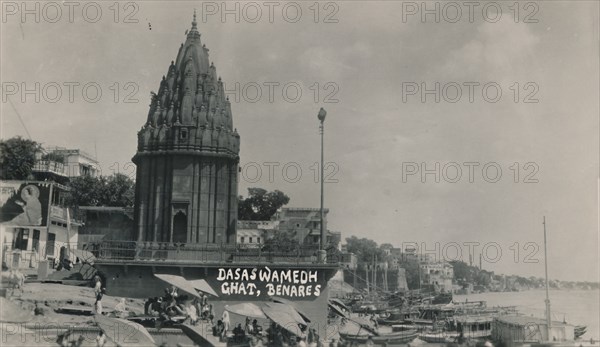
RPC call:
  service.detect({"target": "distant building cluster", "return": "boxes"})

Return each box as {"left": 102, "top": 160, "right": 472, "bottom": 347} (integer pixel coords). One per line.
{"left": 236, "top": 208, "right": 342, "bottom": 249}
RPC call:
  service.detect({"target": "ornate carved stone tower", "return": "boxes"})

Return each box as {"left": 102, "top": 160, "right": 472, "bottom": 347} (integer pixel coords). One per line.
{"left": 133, "top": 13, "right": 240, "bottom": 244}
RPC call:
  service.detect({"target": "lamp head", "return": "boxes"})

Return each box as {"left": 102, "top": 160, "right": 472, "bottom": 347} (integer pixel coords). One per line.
{"left": 318, "top": 108, "right": 327, "bottom": 122}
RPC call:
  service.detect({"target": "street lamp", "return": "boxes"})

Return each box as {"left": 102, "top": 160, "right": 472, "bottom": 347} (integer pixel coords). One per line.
{"left": 318, "top": 108, "right": 327, "bottom": 261}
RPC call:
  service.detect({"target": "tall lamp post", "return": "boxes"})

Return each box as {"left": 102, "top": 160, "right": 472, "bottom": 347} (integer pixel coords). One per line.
{"left": 317, "top": 107, "right": 327, "bottom": 262}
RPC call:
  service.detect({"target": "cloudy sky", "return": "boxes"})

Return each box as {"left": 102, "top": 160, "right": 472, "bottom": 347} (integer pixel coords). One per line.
{"left": 2, "top": 1, "right": 598, "bottom": 281}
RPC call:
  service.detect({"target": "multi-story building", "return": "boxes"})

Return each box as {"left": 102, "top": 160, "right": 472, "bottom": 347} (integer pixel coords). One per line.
{"left": 420, "top": 261, "right": 454, "bottom": 292}
{"left": 0, "top": 180, "right": 80, "bottom": 269}
{"left": 42, "top": 147, "right": 100, "bottom": 178}
{"left": 274, "top": 207, "right": 341, "bottom": 248}
{"left": 236, "top": 220, "right": 278, "bottom": 247}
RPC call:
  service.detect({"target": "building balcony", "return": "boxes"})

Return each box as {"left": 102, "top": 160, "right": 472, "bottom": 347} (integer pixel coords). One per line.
{"left": 49, "top": 205, "right": 82, "bottom": 225}
{"left": 32, "top": 160, "right": 68, "bottom": 177}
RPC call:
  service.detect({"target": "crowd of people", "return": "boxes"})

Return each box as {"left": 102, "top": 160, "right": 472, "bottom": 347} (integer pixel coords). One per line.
{"left": 143, "top": 286, "right": 215, "bottom": 327}
{"left": 210, "top": 311, "right": 325, "bottom": 347}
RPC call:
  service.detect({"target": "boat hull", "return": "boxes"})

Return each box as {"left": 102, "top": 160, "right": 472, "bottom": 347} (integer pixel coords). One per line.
{"left": 419, "top": 332, "right": 459, "bottom": 343}
{"left": 339, "top": 330, "right": 419, "bottom": 345}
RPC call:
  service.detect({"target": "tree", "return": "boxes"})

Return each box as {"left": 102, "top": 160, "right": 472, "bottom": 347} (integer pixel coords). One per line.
{"left": 65, "top": 175, "right": 104, "bottom": 208}
{"left": 238, "top": 188, "right": 290, "bottom": 220}
{"left": 100, "top": 174, "right": 135, "bottom": 207}
{"left": 345, "top": 236, "right": 387, "bottom": 264}
{"left": 0, "top": 137, "right": 41, "bottom": 180}
{"left": 262, "top": 230, "right": 299, "bottom": 252}
{"left": 65, "top": 173, "right": 134, "bottom": 209}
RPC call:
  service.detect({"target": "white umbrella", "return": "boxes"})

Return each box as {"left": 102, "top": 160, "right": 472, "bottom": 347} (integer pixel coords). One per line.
{"left": 154, "top": 274, "right": 202, "bottom": 298}
{"left": 265, "top": 302, "right": 308, "bottom": 325}
{"left": 189, "top": 278, "right": 219, "bottom": 297}
{"left": 270, "top": 296, "right": 312, "bottom": 323}
{"left": 225, "top": 303, "right": 267, "bottom": 319}
{"left": 262, "top": 305, "right": 305, "bottom": 336}
{"left": 95, "top": 314, "right": 156, "bottom": 346}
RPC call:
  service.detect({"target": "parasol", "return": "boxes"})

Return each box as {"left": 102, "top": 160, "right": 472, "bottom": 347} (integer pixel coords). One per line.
{"left": 265, "top": 302, "right": 308, "bottom": 325}
{"left": 154, "top": 274, "right": 202, "bottom": 299}
{"left": 270, "top": 296, "right": 312, "bottom": 323}
{"left": 262, "top": 305, "right": 305, "bottom": 337}
{"left": 189, "top": 278, "right": 219, "bottom": 297}
{"left": 95, "top": 314, "right": 156, "bottom": 346}
{"left": 225, "top": 303, "right": 267, "bottom": 319}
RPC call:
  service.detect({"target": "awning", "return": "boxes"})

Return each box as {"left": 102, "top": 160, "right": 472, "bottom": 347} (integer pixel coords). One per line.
{"left": 262, "top": 305, "right": 305, "bottom": 337}
{"left": 95, "top": 314, "right": 156, "bottom": 346}
{"left": 189, "top": 279, "right": 219, "bottom": 297}
{"left": 154, "top": 274, "right": 202, "bottom": 299}
{"left": 270, "top": 296, "right": 312, "bottom": 323}
{"left": 225, "top": 303, "right": 267, "bottom": 319}
{"left": 265, "top": 302, "right": 308, "bottom": 325}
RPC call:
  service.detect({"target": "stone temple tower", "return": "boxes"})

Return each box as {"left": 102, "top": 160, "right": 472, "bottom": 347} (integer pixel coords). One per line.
{"left": 133, "top": 12, "right": 240, "bottom": 244}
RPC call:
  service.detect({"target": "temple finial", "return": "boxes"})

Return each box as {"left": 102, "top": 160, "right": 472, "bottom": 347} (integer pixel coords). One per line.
{"left": 192, "top": 9, "right": 197, "bottom": 29}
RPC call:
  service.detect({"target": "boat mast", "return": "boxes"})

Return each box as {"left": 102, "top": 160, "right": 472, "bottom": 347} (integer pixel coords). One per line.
{"left": 543, "top": 216, "right": 552, "bottom": 340}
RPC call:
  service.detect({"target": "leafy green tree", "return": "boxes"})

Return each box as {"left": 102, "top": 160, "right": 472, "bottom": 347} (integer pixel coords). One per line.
{"left": 100, "top": 174, "right": 135, "bottom": 207}
{"left": 0, "top": 137, "right": 41, "bottom": 180}
{"left": 262, "top": 230, "right": 299, "bottom": 252}
{"left": 238, "top": 188, "right": 290, "bottom": 220}
{"left": 345, "top": 236, "right": 387, "bottom": 264}
{"left": 66, "top": 173, "right": 134, "bottom": 209}
{"left": 65, "top": 175, "right": 104, "bottom": 208}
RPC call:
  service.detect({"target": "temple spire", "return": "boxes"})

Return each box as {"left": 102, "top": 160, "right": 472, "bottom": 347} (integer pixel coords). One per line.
{"left": 192, "top": 9, "right": 197, "bottom": 30}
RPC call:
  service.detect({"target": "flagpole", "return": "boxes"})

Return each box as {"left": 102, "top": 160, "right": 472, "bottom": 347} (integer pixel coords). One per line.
{"left": 543, "top": 216, "right": 552, "bottom": 340}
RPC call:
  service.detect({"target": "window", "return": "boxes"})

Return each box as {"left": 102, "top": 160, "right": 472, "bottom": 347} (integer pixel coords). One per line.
{"left": 249, "top": 237, "right": 253, "bottom": 243}
{"left": 47, "top": 233, "right": 56, "bottom": 256}
{"left": 240, "top": 237, "right": 245, "bottom": 244}
{"left": 32, "top": 230, "right": 40, "bottom": 252}
{"left": 14, "top": 229, "right": 29, "bottom": 250}
{"left": 257, "top": 237, "right": 261, "bottom": 244}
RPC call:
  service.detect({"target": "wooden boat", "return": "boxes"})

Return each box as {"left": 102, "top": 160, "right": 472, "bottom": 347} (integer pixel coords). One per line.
{"left": 419, "top": 331, "right": 459, "bottom": 343}
{"left": 452, "top": 315, "right": 494, "bottom": 339}
{"left": 377, "top": 309, "right": 420, "bottom": 325}
{"left": 339, "top": 329, "right": 419, "bottom": 345}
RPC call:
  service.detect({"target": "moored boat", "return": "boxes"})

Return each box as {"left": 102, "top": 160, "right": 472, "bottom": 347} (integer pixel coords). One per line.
{"left": 419, "top": 330, "right": 459, "bottom": 343}
{"left": 339, "top": 329, "right": 419, "bottom": 345}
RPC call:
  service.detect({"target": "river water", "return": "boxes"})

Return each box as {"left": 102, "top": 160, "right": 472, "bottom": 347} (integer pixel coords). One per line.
{"left": 454, "top": 289, "right": 600, "bottom": 340}
{"left": 360, "top": 289, "right": 600, "bottom": 347}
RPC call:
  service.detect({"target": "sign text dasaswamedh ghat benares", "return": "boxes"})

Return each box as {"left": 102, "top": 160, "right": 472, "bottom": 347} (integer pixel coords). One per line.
{"left": 217, "top": 267, "right": 322, "bottom": 298}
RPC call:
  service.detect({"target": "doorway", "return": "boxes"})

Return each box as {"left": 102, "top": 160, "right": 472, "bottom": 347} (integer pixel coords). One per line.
{"left": 172, "top": 212, "right": 187, "bottom": 243}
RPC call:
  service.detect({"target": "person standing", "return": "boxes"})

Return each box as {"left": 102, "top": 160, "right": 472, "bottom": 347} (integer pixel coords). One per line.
{"left": 94, "top": 292, "right": 103, "bottom": 315}
{"left": 93, "top": 276, "right": 102, "bottom": 297}
{"left": 95, "top": 331, "right": 106, "bottom": 347}
{"left": 222, "top": 308, "right": 231, "bottom": 340}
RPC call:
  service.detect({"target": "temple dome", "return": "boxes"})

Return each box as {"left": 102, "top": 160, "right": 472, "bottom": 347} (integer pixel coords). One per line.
{"left": 136, "top": 11, "right": 238, "bottom": 159}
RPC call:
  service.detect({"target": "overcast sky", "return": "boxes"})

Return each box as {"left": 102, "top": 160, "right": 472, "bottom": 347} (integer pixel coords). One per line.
{"left": 1, "top": 1, "right": 598, "bottom": 282}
